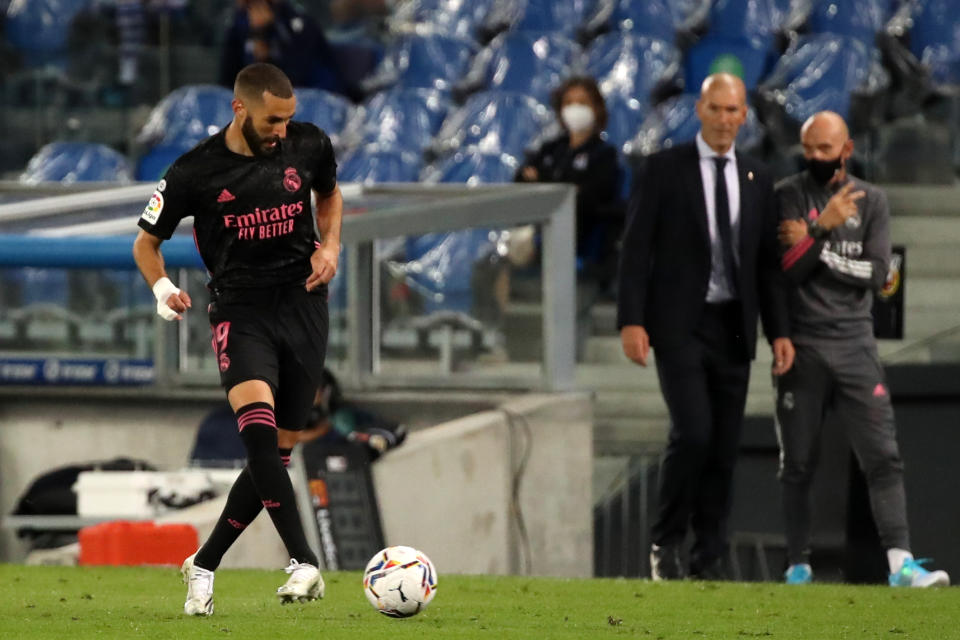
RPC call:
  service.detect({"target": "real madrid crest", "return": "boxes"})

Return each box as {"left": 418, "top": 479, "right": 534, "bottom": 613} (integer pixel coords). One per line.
{"left": 283, "top": 167, "right": 302, "bottom": 192}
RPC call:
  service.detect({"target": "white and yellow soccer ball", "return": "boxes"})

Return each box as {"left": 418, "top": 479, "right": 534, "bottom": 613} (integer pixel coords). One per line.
{"left": 362, "top": 546, "right": 437, "bottom": 618}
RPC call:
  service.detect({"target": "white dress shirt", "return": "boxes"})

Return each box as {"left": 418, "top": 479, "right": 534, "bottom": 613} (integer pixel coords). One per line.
{"left": 696, "top": 132, "right": 741, "bottom": 303}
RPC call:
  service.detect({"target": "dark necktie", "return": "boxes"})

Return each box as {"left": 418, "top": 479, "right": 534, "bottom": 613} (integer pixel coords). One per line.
{"left": 713, "top": 156, "right": 739, "bottom": 296}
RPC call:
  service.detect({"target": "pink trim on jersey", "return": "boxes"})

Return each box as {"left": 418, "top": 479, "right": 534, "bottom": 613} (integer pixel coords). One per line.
{"left": 237, "top": 408, "right": 277, "bottom": 432}
{"left": 782, "top": 235, "right": 815, "bottom": 270}
{"left": 280, "top": 455, "right": 292, "bottom": 468}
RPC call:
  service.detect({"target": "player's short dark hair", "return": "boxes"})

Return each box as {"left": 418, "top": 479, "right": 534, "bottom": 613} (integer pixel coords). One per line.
{"left": 551, "top": 76, "right": 608, "bottom": 132}
{"left": 234, "top": 63, "right": 294, "bottom": 103}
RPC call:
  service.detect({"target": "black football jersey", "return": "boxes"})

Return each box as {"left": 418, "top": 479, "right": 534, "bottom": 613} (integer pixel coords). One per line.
{"left": 138, "top": 121, "right": 337, "bottom": 290}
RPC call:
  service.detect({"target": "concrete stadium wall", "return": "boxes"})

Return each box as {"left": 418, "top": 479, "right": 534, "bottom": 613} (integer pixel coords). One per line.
{"left": 0, "top": 389, "right": 593, "bottom": 577}
{"left": 373, "top": 393, "right": 594, "bottom": 578}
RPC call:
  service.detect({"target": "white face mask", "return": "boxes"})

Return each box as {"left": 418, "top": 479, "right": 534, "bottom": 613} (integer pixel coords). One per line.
{"left": 561, "top": 104, "right": 595, "bottom": 134}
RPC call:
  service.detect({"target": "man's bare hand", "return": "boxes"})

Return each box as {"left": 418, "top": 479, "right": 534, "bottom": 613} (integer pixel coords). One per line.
{"left": 817, "top": 182, "right": 865, "bottom": 230}
{"left": 306, "top": 243, "right": 339, "bottom": 291}
{"left": 621, "top": 325, "right": 650, "bottom": 367}
{"left": 520, "top": 166, "right": 538, "bottom": 182}
{"left": 778, "top": 219, "right": 808, "bottom": 247}
{"left": 771, "top": 337, "right": 795, "bottom": 376}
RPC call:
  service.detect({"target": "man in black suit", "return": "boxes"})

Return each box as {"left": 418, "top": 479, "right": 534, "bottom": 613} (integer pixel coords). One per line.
{"left": 617, "top": 73, "right": 794, "bottom": 580}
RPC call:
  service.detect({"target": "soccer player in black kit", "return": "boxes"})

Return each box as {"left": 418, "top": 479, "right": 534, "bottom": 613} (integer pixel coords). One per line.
{"left": 132, "top": 63, "right": 342, "bottom": 616}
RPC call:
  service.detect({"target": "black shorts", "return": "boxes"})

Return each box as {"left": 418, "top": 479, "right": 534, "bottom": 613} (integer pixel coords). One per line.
{"left": 208, "top": 283, "right": 328, "bottom": 431}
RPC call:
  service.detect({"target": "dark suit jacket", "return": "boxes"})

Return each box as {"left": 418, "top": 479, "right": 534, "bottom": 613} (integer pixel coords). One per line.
{"left": 616, "top": 142, "right": 788, "bottom": 359}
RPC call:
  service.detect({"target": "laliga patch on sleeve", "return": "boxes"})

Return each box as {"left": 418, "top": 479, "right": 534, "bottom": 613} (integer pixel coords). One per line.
{"left": 141, "top": 191, "right": 164, "bottom": 225}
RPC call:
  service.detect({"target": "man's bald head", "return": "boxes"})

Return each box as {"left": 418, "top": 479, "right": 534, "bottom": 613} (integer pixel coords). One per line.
{"left": 696, "top": 73, "right": 748, "bottom": 154}
{"left": 700, "top": 73, "right": 746, "bottom": 103}
{"left": 800, "top": 111, "right": 853, "bottom": 184}
{"left": 801, "top": 111, "right": 849, "bottom": 146}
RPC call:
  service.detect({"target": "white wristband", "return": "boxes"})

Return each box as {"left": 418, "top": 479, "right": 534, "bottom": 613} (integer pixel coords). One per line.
{"left": 152, "top": 276, "right": 181, "bottom": 321}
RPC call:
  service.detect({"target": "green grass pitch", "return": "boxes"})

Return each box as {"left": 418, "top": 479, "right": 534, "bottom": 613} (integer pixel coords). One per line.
{"left": 0, "top": 565, "right": 956, "bottom": 639}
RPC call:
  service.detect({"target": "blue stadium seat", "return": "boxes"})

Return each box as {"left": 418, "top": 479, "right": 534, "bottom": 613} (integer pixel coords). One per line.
{"left": 20, "top": 142, "right": 132, "bottom": 184}
{"left": 627, "top": 93, "right": 766, "bottom": 157}
{"left": 708, "top": 0, "right": 785, "bottom": 50}
{"left": 394, "top": 0, "right": 495, "bottom": 40}
{"left": 808, "top": 0, "right": 889, "bottom": 45}
{"left": 759, "top": 34, "right": 878, "bottom": 126}
{"left": 603, "top": 93, "right": 649, "bottom": 154}
{"left": 136, "top": 144, "right": 186, "bottom": 182}
{"left": 431, "top": 90, "right": 555, "bottom": 159}
{"left": 344, "top": 87, "right": 451, "bottom": 152}
{"left": 293, "top": 88, "right": 354, "bottom": 141}
{"left": 425, "top": 148, "right": 519, "bottom": 185}
{"left": 5, "top": 0, "right": 89, "bottom": 68}
{"left": 586, "top": 33, "right": 682, "bottom": 106}
{"left": 462, "top": 32, "right": 581, "bottom": 106}
{"left": 909, "top": 0, "right": 960, "bottom": 88}
{"left": 595, "top": 0, "right": 677, "bottom": 41}
{"left": 685, "top": 34, "right": 778, "bottom": 91}
{"left": 137, "top": 85, "right": 234, "bottom": 148}
{"left": 337, "top": 145, "right": 423, "bottom": 184}
{"left": 20, "top": 268, "right": 69, "bottom": 306}
{"left": 483, "top": 0, "right": 593, "bottom": 38}
{"left": 400, "top": 228, "right": 500, "bottom": 315}
{"left": 365, "top": 33, "right": 478, "bottom": 94}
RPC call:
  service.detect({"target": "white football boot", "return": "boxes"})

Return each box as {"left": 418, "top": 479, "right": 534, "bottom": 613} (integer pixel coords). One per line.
{"left": 181, "top": 552, "right": 215, "bottom": 616}
{"left": 277, "top": 559, "right": 325, "bottom": 604}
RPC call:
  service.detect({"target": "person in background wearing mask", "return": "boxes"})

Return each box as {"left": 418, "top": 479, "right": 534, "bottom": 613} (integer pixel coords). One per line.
{"left": 775, "top": 111, "right": 949, "bottom": 587}
{"left": 516, "top": 76, "right": 621, "bottom": 357}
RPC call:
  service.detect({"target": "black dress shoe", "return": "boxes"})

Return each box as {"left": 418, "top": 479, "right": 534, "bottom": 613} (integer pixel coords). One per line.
{"left": 650, "top": 544, "right": 684, "bottom": 581}
{"left": 689, "top": 556, "right": 727, "bottom": 581}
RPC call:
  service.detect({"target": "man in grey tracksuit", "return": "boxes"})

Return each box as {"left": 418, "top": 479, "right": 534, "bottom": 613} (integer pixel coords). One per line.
{"left": 774, "top": 111, "right": 948, "bottom": 587}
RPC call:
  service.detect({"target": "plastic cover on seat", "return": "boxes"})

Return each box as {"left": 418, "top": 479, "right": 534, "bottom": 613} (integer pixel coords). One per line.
{"left": 341, "top": 87, "right": 451, "bottom": 152}
{"left": 397, "top": 228, "right": 503, "bottom": 315}
{"left": 602, "top": 93, "right": 649, "bottom": 154}
{"left": 807, "top": 0, "right": 889, "bottom": 44}
{"left": 20, "top": 142, "right": 132, "bottom": 184}
{"left": 293, "top": 88, "right": 355, "bottom": 144}
{"left": 482, "top": 0, "right": 593, "bottom": 38}
{"left": 458, "top": 32, "right": 582, "bottom": 106}
{"left": 337, "top": 144, "right": 423, "bottom": 184}
{"left": 582, "top": 0, "right": 677, "bottom": 42}
{"left": 708, "top": 0, "right": 789, "bottom": 50}
{"left": 586, "top": 33, "right": 682, "bottom": 104}
{"left": 362, "top": 33, "right": 477, "bottom": 94}
{"left": 422, "top": 147, "right": 520, "bottom": 185}
{"left": 626, "top": 93, "right": 766, "bottom": 157}
{"left": 909, "top": 0, "right": 960, "bottom": 88}
{"left": 391, "top": 0, "right": 496, "bottom": 40}
{"left": 137, "top": 85, "right": 234, "bottom": 148}
{"left": 5, "top": 0, "right": 89, "bottom": 67}
{"left": 758, "top": 34, "right": 889, "bottom": 131}
{"left": 431, "top": 90, "right": 554, "bottom": 159}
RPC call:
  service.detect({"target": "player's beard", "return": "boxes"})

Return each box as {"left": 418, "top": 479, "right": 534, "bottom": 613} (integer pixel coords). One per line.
{"left": 241, "top": 117, "right": 280, "bottom": 158}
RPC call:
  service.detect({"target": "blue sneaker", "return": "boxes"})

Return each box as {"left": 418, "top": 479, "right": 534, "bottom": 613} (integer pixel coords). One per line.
{"left": 784, "top": 563, "right": 813, "bottom": 585}
{"left": 889, "top": 558, "right": 950, "bottom": 587}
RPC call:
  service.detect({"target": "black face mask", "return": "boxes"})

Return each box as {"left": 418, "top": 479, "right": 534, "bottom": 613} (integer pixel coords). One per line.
{"left": 806, "top": 156, "right": 843, "bottom": 185}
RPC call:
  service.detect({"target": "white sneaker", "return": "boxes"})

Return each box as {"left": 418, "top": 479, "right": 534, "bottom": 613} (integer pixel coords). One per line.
{"left": 277, "top": 559, "right": 324, "bottom": 604}
{"left": 889, "top": 557, "right": 950, "bottom": 588}
{"left": 181, "top": 553, "right": 215, "bottom": 616}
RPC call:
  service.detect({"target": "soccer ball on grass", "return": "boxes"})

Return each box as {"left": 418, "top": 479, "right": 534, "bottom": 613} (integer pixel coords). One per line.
{"left": 362, "top": 545, "right": 437, "bottom": 618}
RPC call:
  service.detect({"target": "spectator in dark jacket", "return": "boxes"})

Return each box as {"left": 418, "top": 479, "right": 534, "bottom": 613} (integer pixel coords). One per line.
{"left": 219, "top": 0, "right": 346, "bottom": 95}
